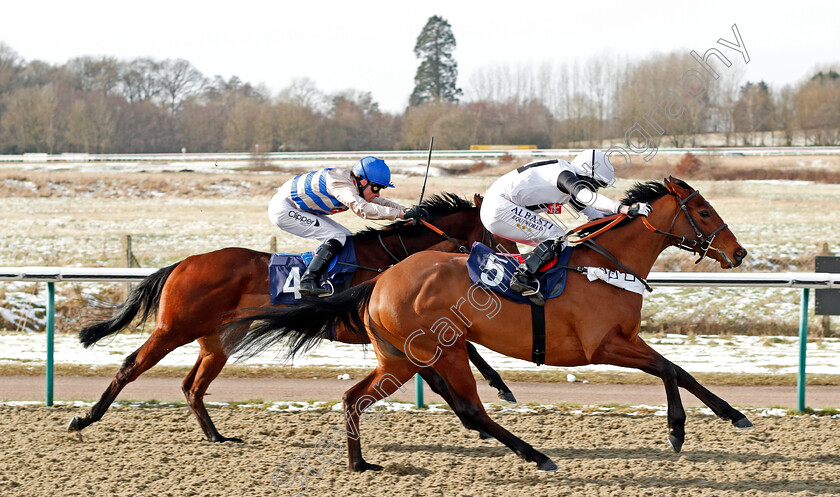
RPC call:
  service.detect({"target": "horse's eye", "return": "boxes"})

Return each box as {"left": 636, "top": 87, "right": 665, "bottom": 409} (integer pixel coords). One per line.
{"left": 699, "top": 210, "right": 710, "bottom": 218}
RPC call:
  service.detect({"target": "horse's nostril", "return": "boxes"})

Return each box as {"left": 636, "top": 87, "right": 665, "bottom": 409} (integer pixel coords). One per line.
{"left": 734, "top": 247, "right": 747, "bottom": 261}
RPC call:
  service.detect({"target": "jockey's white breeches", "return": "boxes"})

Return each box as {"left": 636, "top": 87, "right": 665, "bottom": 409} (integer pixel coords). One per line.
{"left": 480, "top": 188, "right": 567, "bottom": 247}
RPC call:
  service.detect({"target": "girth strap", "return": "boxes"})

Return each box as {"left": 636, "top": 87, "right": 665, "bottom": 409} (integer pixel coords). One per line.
{"left": 531, "top": 303, "right": 546, "bottom": 365}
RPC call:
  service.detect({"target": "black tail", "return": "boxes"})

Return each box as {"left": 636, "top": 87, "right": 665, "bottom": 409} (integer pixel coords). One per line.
{"left": 222, "top": 280, "right": 376, "bottom": 361}
{"left": 78, "top": 262, "right": 181, "bottom": 348}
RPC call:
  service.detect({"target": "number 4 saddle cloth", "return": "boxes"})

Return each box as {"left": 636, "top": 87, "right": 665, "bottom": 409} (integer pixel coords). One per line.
{"left": 268, "top": 239, "right": 357, "bottom": 304}
{"left": 466, "top": 242, "right": 574, "bottom": 304}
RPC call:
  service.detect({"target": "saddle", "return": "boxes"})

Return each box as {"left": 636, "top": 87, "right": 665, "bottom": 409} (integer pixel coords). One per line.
{"left": 466, "top": 242, "right": 574, "bottom": 304}
{"left": 268, "top": 239, "right": 357, "bottom": 304}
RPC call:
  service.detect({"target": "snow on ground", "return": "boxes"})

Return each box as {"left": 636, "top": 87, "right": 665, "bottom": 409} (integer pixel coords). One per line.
{"left": 3, "top": 399, "right": 837, "bottom": 418}
{"left": 1, "top": 331, "right": 838, "bottom": 376}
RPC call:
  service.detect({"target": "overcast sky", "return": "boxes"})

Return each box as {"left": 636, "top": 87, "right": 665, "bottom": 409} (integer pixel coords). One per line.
{"left": 2, "top": 0, "right": 837, "bottom": 112}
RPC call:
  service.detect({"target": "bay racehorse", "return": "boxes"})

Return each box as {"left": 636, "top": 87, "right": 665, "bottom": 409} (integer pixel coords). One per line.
{"left": 68, "top": 193, "right": 518, "bottom": 442}
{"left": 225, "top": 177, "right": 752, "bottom": 471}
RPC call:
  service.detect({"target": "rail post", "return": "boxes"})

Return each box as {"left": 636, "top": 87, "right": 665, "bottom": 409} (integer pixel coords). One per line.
{"left": 797, "top": 288, "right": 809, "bottom": 413}
{"left": 46, "top": 282, "right": 55, "bottom": 406}
{"left": 414, "top": 373, "right": 424, "bottom": 408}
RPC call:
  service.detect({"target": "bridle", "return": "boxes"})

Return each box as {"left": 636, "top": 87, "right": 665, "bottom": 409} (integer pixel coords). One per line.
{"left": 563, "top": 187, "right": 731, "bottom": 291}
{"left": 641, "top": 190, "right": 729, "bottom": 264}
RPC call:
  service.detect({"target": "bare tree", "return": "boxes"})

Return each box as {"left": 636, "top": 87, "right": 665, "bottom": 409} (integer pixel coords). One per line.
{"left": 119, "top": 58, "right": 163, "bottom": 103}
{"left": 0, "top": 42, "right": 23, "bottom": 94}
{"left": 64, "top": 93, "right": 116, "bottom": 153}
{"left": 0, "top": 85, "right": 60, "bottom": 152}
{"left": 733, "top": 81, "right": 775, "bottom": 145}
{"left": 795, "top": 67, "right": 840, "bottom": 145}
{"left": 65, "top": 56, "right": 121, "bottom": 95}
{"left": 774, "top": 84, "right": 797, "bottom": 146}
{"left": 158, "top": 58, "right": 206, "bottom": 113}
{"left": 277, "top": 77, "right": 327, "bottom": 112}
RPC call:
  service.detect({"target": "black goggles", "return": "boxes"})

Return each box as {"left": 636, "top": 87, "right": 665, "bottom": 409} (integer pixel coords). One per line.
{"left": 368, "top": 183, "right": 384, "bottom": 193}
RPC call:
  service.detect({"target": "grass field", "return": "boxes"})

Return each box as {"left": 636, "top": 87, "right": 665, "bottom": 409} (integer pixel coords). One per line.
{"left": 0, "top": 158, "right": 838, "bottom": 336}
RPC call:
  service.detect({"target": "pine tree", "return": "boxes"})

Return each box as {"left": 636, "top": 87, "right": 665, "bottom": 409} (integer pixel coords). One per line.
{"left": 409, "top": 16, "right": 463, "bottom": 106}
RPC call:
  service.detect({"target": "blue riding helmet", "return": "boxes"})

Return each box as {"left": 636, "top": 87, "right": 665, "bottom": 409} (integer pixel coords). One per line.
{"left": 351, "top": 156, "right": 395, "bottom": 188}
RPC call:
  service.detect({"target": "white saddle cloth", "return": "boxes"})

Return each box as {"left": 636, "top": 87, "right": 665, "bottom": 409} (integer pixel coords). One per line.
{"left": 585, "top": 267, "right": 647, "bottom": 295}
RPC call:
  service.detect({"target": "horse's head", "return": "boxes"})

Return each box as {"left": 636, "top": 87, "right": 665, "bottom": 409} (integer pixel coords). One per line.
{"left": 659, "top": 176, "right": 747, "bottom": 268}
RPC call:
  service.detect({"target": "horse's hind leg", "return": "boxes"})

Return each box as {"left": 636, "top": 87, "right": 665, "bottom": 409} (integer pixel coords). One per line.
{"left": 342, "top": 363, "right": 416, "bottom": 472}
{"left": 433, "top": 344, "right": 556, "bottom": 471}
{"left": 181, "top": 335, "right": 241, "bottom": 443}
{"left": 68, "top": 330, "right": 188, "bottom": 432}
{"left": 417, "top": 368, "right": 493, "bottom": 440}
{"left": 466, "top": 342, "right": 516, "bottom": 402}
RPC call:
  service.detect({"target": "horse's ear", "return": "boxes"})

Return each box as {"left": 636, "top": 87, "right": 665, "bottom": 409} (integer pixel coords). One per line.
{"left": 473, "top": 193, "right": 484, "bottom": 208}
{"left": 665, "top": 176, "right": 691, "bottom": 196}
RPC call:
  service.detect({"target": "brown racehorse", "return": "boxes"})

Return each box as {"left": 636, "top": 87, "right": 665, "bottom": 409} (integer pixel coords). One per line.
{"left": 225, "top": 177, "right": 752, "bottom": 472}
{"left": 68, "top": 193, "right": 519, "bottom": 443}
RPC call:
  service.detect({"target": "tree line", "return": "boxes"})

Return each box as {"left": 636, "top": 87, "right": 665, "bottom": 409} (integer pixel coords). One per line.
{"left": 0, "top": 24, "right": 837, "bottom": 154}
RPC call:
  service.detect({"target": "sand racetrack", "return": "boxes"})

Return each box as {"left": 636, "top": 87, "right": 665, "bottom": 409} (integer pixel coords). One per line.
{"left": 2, "top": 405, "right": 838, "bottom": 497}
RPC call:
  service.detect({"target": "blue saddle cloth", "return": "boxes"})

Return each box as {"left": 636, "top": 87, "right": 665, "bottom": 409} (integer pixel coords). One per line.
{"left": 268, "top": 238, "right": 357, "bottom": 304}
{"left": 466, "top": 241, "right": 574, "bottom": 304}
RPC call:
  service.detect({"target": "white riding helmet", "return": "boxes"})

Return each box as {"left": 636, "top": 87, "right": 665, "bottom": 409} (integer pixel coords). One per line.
{"left": 570, "top": 149, "right": 616, "bottom": 188}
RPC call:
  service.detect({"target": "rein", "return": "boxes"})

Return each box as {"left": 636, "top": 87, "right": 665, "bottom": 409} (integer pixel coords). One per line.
{"left": 568, "top": 214, "right": 627, "bottom": 243}
{"left": 419, "top": 219, "right": 471, "bottom": 254}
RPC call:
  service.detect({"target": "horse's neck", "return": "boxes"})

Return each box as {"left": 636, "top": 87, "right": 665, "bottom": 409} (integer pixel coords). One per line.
{"left": 583, "top": 196, "right": 675, "bottom": 278}
{"left": 355, "top": 209, "right": 477, "bottom": 265}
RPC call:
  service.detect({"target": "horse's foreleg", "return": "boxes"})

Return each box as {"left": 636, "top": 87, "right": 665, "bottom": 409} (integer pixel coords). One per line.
{"left": 465, "top": 342, "right": 516, "bottom": 402}
{"left": 182, "top": 340, "right": 240, "bottom": 443}
{"left": 671, "top": 363, "right": 753, "bottom": 428}
{"left": 68, "top": 332, "right": 181, "bottom": 432}
{"left": 434, "top": 345, "right": 556, "bottom": 471}
{"left": 590, "top": 333, "right": 687, "bottom": 452}
{"left": 342, "top": 365, "right": 416, "bottom": 472}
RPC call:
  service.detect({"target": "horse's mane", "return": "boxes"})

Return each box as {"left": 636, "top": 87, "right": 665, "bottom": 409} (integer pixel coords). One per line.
{"left": 352, "top": 192, "right": 474, "bottom": 240}
{"left": 575, "top": 179, "right": 693, "bottom": 237}
{"left": 619, "top": 178, "right": 692, "bottom": 205}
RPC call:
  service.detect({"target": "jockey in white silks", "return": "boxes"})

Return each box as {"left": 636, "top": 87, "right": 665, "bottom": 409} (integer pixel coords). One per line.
{"left": 480, "top": 149, "right": 653, "bottom": 305}
{"left": 269, "top": 156, "right": 428, "bottom": 296}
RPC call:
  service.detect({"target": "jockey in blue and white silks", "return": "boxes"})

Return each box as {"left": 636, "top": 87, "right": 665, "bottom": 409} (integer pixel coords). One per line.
{"left": 480, "top": 149, "right": 653, "bottom": 305}
{"left": 269, "top": 156, "right": 427, "bottom": 296}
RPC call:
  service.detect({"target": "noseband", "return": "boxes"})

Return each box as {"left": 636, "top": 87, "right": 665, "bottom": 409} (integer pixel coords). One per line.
{"left": 642, "top": 190, "right": 728, "bottom": 264}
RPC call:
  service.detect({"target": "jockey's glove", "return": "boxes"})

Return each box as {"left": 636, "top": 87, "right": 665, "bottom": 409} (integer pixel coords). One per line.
{"left": 625, "top": 202, "right": 652, "bottom": 218}
{"left": 404, "top": 206, "right": 430, "bottom": 222}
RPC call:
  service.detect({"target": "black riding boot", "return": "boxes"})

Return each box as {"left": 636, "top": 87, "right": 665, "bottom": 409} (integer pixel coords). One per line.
{"left": 509, "top": 239, "right": 560, "bottom": 306}
{"left": 299, "top": 239, "right": 344, "bottom": 297}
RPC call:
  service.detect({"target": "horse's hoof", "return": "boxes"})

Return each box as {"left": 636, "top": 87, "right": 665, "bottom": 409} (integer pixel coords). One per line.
{"left": 733, "top": 417, "right": 754, "bottom": 429}
{"left": 350, "top": 461, "right": 383, "bottom": 472}
{"left": 211, "top": 435, "right": 245, "bottom": 443}
{"left": 67, "top": 416, "right": 82, "bottom": 432}
{"left": 537, "top": 458, "right": 558, "bottom": 472}
{"left": 668, "top": 434, "right": 683, "bottom": 453}
{"left": 478, "top": 431, "right": 494, "bottom": 440}
{"left": 498, "top": 391, "right": 517, "bottom": 403}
